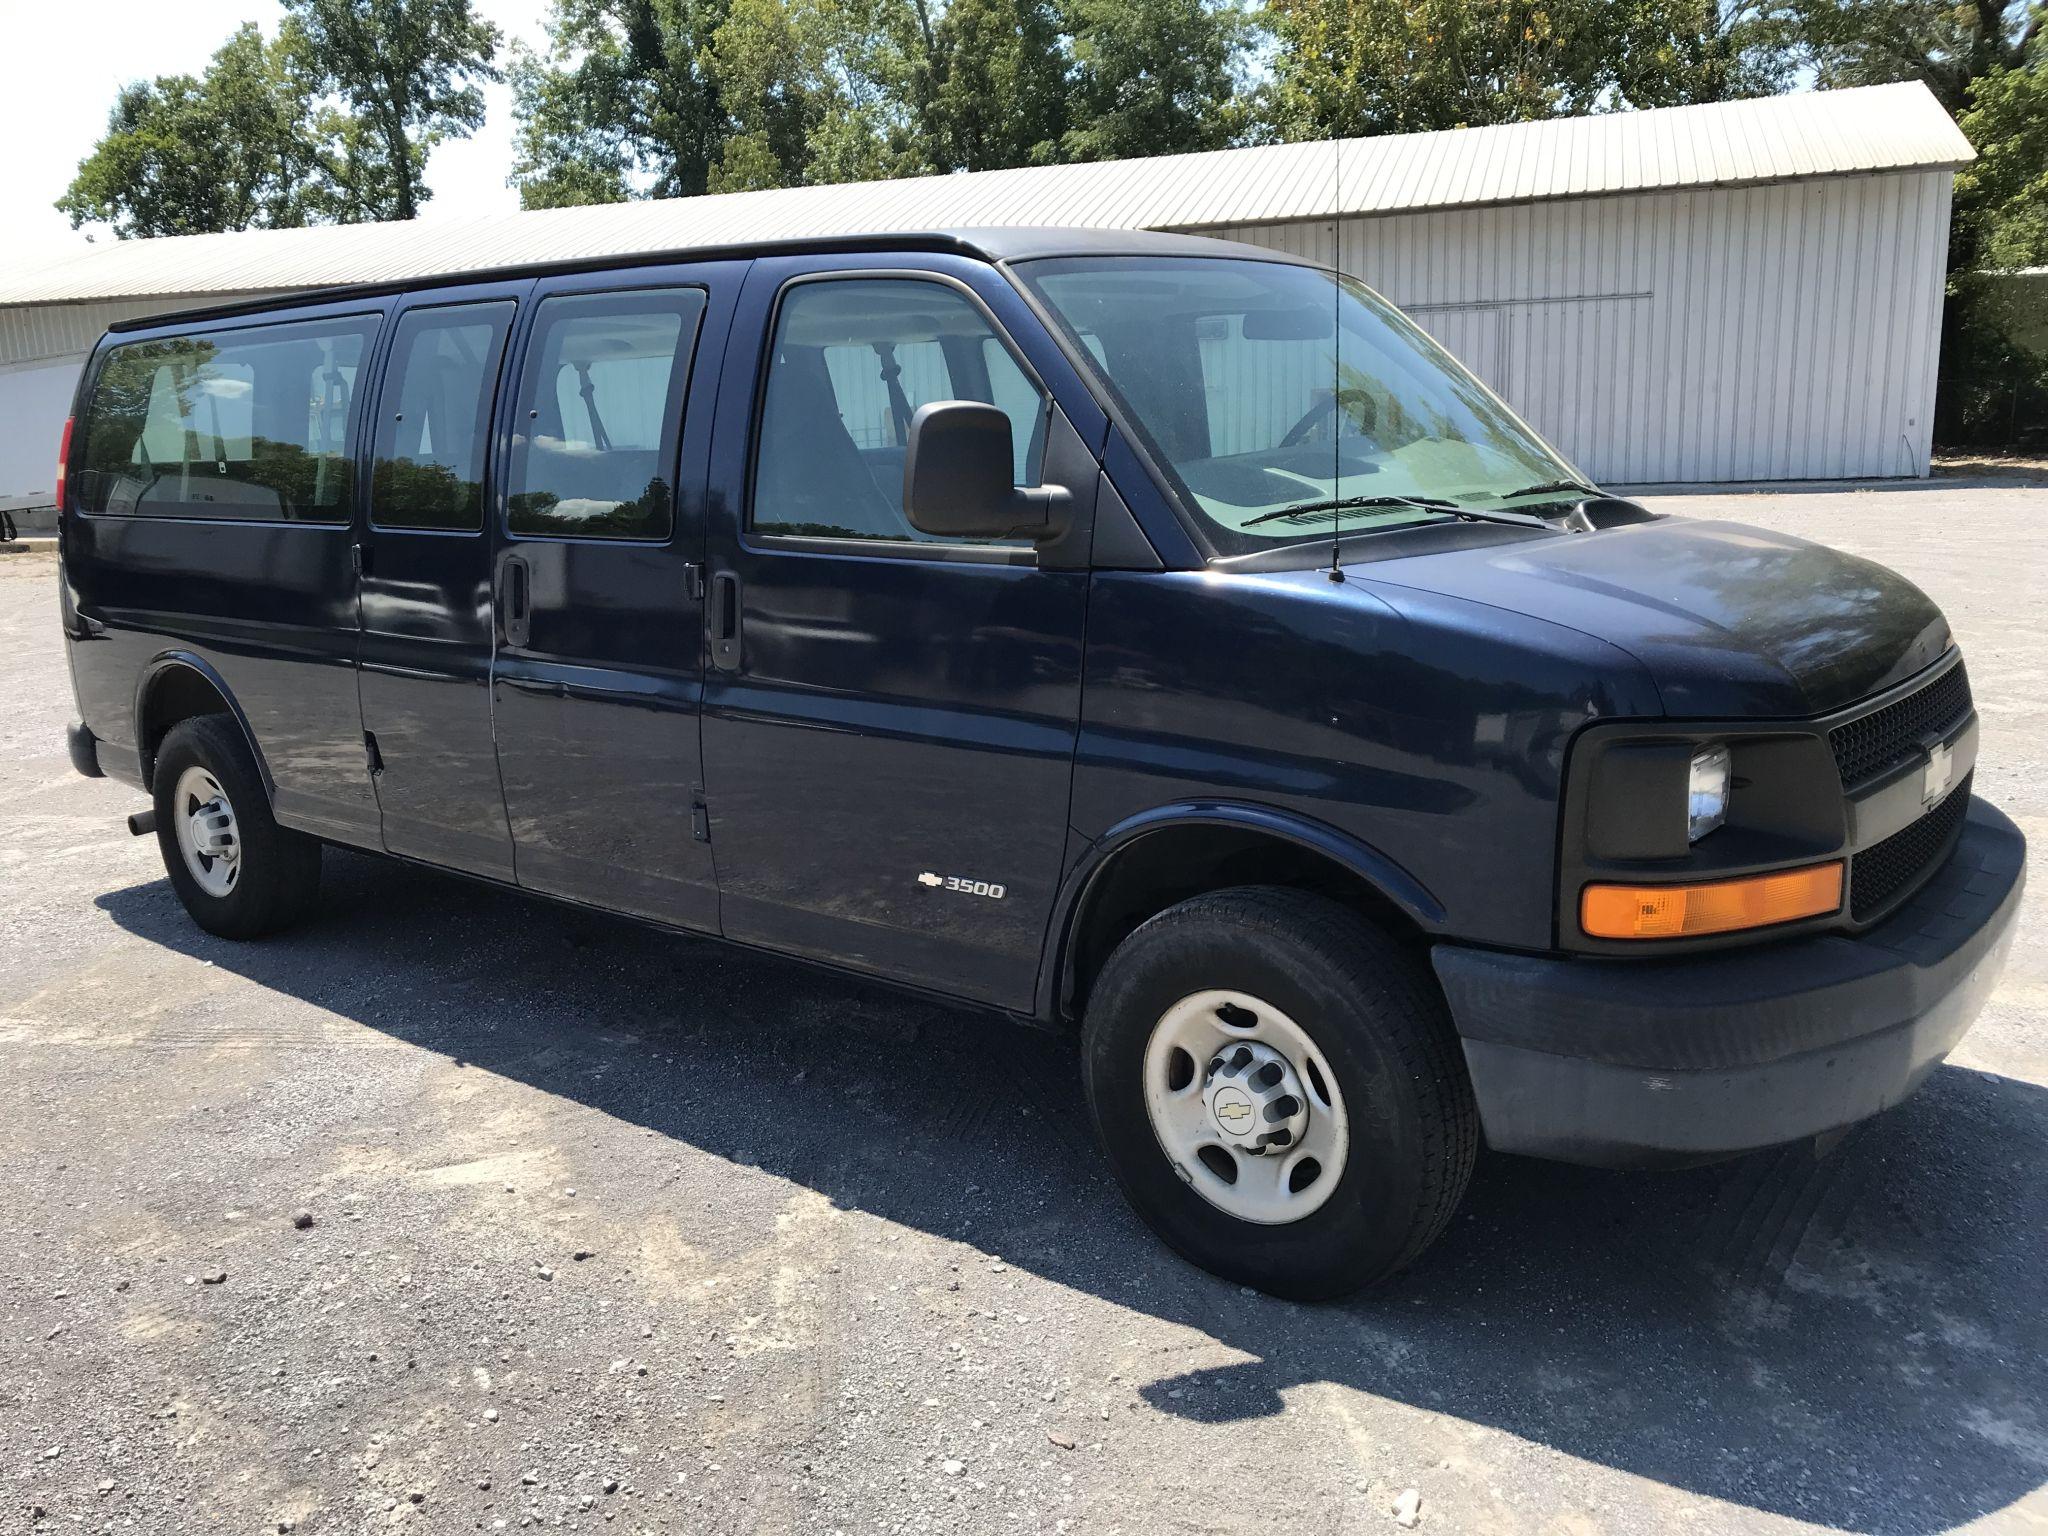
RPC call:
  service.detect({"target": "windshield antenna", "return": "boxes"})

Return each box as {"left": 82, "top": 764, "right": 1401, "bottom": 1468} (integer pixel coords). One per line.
{"left": 1326, "top": 140, "right": 1345, "bottom": 584}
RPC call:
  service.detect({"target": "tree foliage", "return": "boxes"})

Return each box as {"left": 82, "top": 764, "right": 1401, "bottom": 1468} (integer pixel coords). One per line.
{"left": 1954, "top": 42, "right": 2048, "bottom": 272}
{"left": 1940, "top": 12, "right": 2047, "bottom": 444}
{"left": 282, "top": 0, "right": 504, "bottom": 220}
{"left": 703, "top": 0, "right": 928, "bottom": 190}
{"left": 923, "top": 0, "right": 1071, "bottom": 169}
{"left": 58, "top": 26, "right": 322, "bottom": 238}
{"left": 1794, "top": 0, "right": 2037, "bottom": 113}
{"left": 1060, "top": 0, "right": 1249, "bottom": 158}
{"left": 511, "top": 0, "right": 732, "bottom": 205}
{"left": 61, "top": 2, "right": 500, "bottom": 236}
{"left": 509, "top": 0, "right": 1249, "bottom": 205}
{"left": 1260, "top": 0, "right": 1792, "bottom": 139}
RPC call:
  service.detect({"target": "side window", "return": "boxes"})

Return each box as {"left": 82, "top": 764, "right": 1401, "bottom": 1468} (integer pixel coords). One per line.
{"left": 76, "top": 315, "right": 377, "bottom": 522}
{"left": 371, "top": 302, "right": 514, "bottom": 532}
{"left": 752, "top": 278, "right": 1050, "bottom": 545}
{"left": 505, "top": 288, "right": 707, "bottom": 540}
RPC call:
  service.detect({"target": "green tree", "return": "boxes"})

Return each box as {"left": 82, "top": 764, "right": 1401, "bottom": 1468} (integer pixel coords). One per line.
{"left": 57, "top": 25, "right": 323, "bottom": 238}
{"left": 1261, "top": 0, "right": 1610, "bottom": 137}
{"left": 1259, "top": 0, "right": 1789, "bottom": 140}
{"left": 511, "top": 0, "right": 1263, "bottom": 200}
{"left": 923, "top": 0, "right": 1070, "bottom": 168}
{"left": 1061, "top": 0, "right": 1249, "bottom": 158}
{"left": 1939, "top": 23, "right": 2046, "bottom": 443}
{"left": 704, "top": 0, "right": 928, "bottom": 189}
{"left": 513, "top": 0, "right": 930, "bottom": 200}
{"left": 1782, "top": 0, "right": 2043, "bottom": 445}
{"left": 1605, "top": 0, "right": 1797, "bottom": 108}
{"left": 511, "top": 0, "right": 739, "bottom": 206}
{"left": 1955, "top": 45, "right": 2048, "bottom": 271}
{"left": 1793, "top": 0, "right": 2037, "bottom": 113}
{"left": 283, "top": 0, "right": 503, "bottom": 220}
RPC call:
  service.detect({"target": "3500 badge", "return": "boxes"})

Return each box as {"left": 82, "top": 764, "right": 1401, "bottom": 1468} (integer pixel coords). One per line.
{"left": 916, "top": 872, "right": 1007, "bottom": 899}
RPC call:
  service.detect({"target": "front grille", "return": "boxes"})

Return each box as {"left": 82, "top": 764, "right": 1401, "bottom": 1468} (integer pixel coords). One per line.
{"left": 1829, "top": 663, "right": 1972, "bottom": 789}
{"left": 1849, "top": 771, "right": 1972, "bottom": 921}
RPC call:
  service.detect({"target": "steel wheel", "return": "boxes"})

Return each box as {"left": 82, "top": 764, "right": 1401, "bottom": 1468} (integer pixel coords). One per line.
{"left": 171, "top": 764, "right": 241, "bottom": 898}
{"left": 1141, "top": 987, "right": 1351, "bottom": 1225}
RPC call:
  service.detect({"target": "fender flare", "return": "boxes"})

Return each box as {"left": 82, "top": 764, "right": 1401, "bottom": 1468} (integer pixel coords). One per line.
{"left": 1035, "top": 799, "right": 1446, "bottom": 1024}
{"left": 133, "top": 651, "right": 278, "bottom": 801}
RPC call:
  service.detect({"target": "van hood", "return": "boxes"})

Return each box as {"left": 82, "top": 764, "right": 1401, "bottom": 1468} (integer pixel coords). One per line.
{"left": 1355, "top": 517, "right": 1952, "bottom": 718}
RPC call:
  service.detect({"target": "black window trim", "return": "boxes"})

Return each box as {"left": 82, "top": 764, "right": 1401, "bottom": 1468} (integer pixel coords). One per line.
{"left": 75, "top": 309, "right": 384, "bottom": 529}
{"left": 367, "top": 296, "right": 519, "bottom": 538}
{"left": 498, "top": 282, "right": 712, "bottom": 549}
{"left": 744, "top": 268, "right": 1053, "bottom": 568}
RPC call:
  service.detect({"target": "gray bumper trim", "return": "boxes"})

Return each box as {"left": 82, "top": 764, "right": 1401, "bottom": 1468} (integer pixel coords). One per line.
{"left": 1434, "top": 797, "right": 2025, "bottom": 1167}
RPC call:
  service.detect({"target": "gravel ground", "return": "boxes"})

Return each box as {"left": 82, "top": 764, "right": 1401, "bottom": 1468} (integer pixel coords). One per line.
{"left": 2, "top": 479, "right": 2045, "bottom": 1536}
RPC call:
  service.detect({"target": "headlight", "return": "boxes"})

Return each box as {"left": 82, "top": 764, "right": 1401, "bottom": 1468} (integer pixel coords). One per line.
{"left": 1687, "top": 743, "right": 1731, "bottom": 843}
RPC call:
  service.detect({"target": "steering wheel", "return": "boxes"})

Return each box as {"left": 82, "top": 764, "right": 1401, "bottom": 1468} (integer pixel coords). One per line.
{"left": 1278, "top": 396, "right": 1337, "bottom": 448}
{"left": 1278, "top": 390, "right": 1378, "bottom": 449}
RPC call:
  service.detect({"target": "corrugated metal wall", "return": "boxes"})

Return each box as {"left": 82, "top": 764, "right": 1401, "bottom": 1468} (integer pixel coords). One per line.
{"left": 0, "top": 296, "right": 279, "bottom": 370}
{"left": 0, "top": 171, "right": 1955, "bottom": 493}
{"left": 1209, "top": 168, "right": 1955, "bottom": 483}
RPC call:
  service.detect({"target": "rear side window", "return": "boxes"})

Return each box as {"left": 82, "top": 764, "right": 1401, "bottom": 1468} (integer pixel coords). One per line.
{"left": 752, "top": 278, "right": 1049, "bottom": 545}
{"left": 76, "top": 315, "right": 376, "bottom": 522}
{"left": 505, "top": 288, "right": 707, "bottom": 540}
{"left": 371, "top": 302, "right": 515, "bottom": 532}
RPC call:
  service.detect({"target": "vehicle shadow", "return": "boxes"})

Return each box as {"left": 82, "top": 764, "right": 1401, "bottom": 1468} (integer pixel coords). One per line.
{"left": 98, "top": 851, "right": 2048, "bottom": 1536}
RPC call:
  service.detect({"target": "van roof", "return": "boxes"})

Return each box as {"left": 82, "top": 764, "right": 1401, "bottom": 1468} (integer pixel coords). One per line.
{"left": 103, "top": 226, "right": 1315, "bottom": 335}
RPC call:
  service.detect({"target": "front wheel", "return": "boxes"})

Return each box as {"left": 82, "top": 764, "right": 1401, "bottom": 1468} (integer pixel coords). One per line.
{"left": 153, "top": 715, "right": 321, "bottom": 939}
{"left": 1081, "top": 886, "right": 1478, "bottom": 1299}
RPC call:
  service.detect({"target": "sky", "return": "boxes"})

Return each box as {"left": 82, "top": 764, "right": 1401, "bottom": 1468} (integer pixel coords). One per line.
{"left": 0, "top": 0, "right": 554, "bottom": 265}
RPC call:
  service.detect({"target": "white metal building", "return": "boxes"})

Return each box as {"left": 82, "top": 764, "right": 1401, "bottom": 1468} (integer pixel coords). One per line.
{"left": 0, "top": 81, "right": 1974, "bottom": 506}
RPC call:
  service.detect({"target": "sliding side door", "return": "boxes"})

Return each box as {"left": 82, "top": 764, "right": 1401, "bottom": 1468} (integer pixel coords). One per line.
{"left": 489, "top": 262, "right": 742, "bottom": 931}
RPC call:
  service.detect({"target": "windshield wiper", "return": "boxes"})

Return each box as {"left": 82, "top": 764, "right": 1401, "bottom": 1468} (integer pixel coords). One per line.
{"left": 1242, "top": 494, "right": 1552, "bottom": 532}
{"left": 1241, "top": 494, "right": 1461, "bottom": 528}
{"left": 1489, "top": 478, "right": 1602, "bottom": 503}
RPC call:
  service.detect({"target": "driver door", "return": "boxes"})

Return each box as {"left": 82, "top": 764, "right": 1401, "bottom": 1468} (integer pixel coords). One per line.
{"left": 698, "top": 254, "right": 1101, "bottom": 1009}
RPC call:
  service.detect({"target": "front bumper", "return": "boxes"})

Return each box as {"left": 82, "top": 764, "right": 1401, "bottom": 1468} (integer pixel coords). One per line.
{"left": 1433, "top": 796, "right": 2026, "bottom": 1168}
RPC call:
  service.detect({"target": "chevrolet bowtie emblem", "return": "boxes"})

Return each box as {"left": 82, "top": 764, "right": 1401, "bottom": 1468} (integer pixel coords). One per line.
{"left": 1922, "top": 740, "right": 1954, "bottom": 807}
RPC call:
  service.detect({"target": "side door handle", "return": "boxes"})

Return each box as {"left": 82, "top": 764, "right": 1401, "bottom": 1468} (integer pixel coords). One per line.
{"left": 710, "top": 570, "right": 742, "bottom": 670}
{"left": 499, "top": 552, "right": 531, "bottom": 648}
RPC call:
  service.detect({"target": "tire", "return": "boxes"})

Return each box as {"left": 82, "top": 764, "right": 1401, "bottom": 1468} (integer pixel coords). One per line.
{"left": 1080, "top": 886, "right": 1478, "bottom": 1300}
{"left": 152, "top": 714, "right": 321, "bottom": 939}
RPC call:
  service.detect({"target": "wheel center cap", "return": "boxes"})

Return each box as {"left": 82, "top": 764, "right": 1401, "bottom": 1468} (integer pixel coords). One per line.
{"left": 1203, "top": 1040, "right": 1310, "bottom": 1155}
{"left": 1209, "top": 1086, "right": 1257, "bottom": 1138}
{"left": 190, "top": 800, "right": 238, "bottom": 860}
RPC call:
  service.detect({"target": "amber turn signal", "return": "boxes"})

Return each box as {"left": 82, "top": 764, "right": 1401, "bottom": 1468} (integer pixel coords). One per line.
{"left": 1580, "top": 861, "right": 1844, "bottom": 940}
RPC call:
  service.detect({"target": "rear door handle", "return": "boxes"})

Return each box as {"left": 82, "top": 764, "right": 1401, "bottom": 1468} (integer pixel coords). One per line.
{"left": 499, "top": 553, "right": 531, "bottom": 648}
{"left": 711, "top": 570, "right": 741, "bottom": 670}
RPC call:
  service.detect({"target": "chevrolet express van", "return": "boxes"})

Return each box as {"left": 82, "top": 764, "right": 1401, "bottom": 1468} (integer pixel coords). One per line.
{"left": 57, "top": 228, "right": 2025, "bottom": 1298}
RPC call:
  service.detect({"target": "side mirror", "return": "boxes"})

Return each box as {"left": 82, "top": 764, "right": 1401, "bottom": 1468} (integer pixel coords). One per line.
{"left": 904, "top": 401, "right": 1069, "bottom": 543}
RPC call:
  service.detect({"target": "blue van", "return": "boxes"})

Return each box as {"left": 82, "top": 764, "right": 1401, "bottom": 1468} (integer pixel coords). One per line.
{"left": 56, "top": 228, "right": 2024, "bottom": 1297}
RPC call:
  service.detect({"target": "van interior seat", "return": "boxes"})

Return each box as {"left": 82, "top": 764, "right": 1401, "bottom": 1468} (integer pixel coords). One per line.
{"left": 757, "top": 347, "right": 910, "bottom": 540}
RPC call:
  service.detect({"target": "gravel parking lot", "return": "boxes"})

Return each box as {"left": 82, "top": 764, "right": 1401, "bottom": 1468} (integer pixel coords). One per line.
{"left": 3, "top": 476, "right": 2045, "bottom": 1536}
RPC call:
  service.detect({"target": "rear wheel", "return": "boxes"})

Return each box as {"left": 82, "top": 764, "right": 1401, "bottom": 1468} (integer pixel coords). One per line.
{"left": 1081, "top": 886, "right": 1477, "bottom": 1299}
{"left": 153, "top": 715, "right": 321, "bottom": 939}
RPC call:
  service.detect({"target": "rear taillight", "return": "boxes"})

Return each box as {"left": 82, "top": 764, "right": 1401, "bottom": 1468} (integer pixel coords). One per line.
{"left": 54, "top": 415, "right": 75, "bottom": 515}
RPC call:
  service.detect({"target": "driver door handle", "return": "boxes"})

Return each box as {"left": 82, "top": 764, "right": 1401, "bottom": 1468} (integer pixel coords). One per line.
{"left": 499, "top": 553, "right": 531, "bottom": 648}
{"left": 711, "top": 570, "right": 742, "bottom": 670}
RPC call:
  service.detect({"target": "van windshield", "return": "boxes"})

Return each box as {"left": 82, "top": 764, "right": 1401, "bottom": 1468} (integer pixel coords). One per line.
{"left": 1018, "top": 257, "right": 1583, "bottom": 556}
